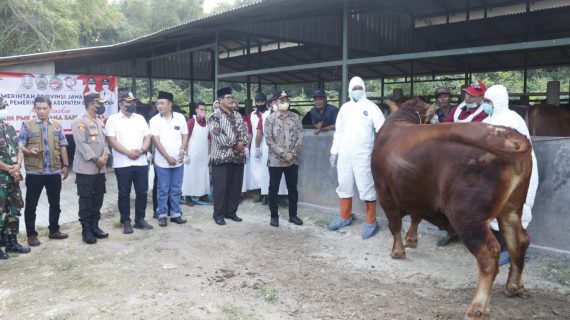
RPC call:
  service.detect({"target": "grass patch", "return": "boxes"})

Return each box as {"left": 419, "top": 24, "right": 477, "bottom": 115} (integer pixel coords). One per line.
{"left": 50, "top": 259, "right": 76, "bottom": 272}
{"left": 258, "top": 285, "right": 278, "bottom": 304}
{"left": 544, "top": 261, "right": 570, "bottom": 286}
{"left": 218, "top": 304, "right": 261, "bottom": 320}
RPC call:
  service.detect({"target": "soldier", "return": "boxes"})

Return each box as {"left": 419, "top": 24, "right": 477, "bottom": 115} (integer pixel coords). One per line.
{"left": 71, "top": 93, "right": 110, "bottom": 244}
{"left": 0, "top": 97, "right": 31, "bottom": 259}
{"left": 19, "top": 95, "right": 70, "bottom": 247}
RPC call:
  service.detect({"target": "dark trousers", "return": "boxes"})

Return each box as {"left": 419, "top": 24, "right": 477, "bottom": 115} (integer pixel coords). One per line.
{"left": 76, "top": 173, "right": 106, "bottom": 221}
{"left": 115, "top": 165, "right": 148, "bottom": 223}
{"left": 24, "top": 174, "right": 62, "bottom": 236}
{"left": 268, "top": 165, "right": 298, "bottom": 219}
{"left": 212, "top": 163, "right": 244, "bottom": 220}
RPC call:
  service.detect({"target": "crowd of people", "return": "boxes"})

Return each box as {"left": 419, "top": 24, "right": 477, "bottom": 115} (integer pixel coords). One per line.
{"left": 0, "top": 77, "right": 538, "bottom": 266}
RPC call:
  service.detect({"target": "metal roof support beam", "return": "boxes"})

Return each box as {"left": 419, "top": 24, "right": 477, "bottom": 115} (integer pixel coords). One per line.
{"left": 218, "top": 37, "right": 570, "bottom": 79}
{"left": 341, "top": 0, "right": 349, "bottom": 104}
{"left": 143, "top": 43, "right": 215, "bottom": 62}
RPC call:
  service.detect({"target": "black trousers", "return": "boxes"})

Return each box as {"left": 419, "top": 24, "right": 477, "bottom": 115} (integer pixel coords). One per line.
{"left": 212, "top": 163, "right": 244, "bottom": 220}
{"left": 24, "top": 174, "right": 62, "bottom": 236}
{"left": 76, "top": 173, "right": 106, "bottom": 221}
{"left": 268, "top": 164, "right": 298, "bottom": 219}
{"left": 115, "top": 165, "right": 148, "bottom": 223}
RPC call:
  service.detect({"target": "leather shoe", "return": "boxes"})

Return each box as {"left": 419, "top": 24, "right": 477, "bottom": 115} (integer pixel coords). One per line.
{"left": 28, "top": 235, "right": 41, "bottom": 246}
{"left": 214, "top": 218, "right": 226, "bottom": 225}
{"left": 270, "top": 217, "right": 279, "bottom": 227}
{"left": 158, "top": 217, "right": 167, "bottom": 227}
{"left": 48, "top": 231, "right": 68, "bottom": 240}
{"left": 134, "top": 220, "right": 154, "bottom": 230}
{"left": 123, "top": 221, "right": 134, "bottom": 234}
{"left": 170, "top": 217, "right": 187, "bottom": 224}
{"left": 225, "top": 215, "right": 242, "bottom": 222}
{"left": 289, "top": 216, "right": 303, "bottom": 226}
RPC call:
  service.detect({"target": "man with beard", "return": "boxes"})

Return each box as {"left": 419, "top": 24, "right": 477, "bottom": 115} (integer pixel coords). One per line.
{"left": 71, "top": 93, "right": 111, "bottom": 244}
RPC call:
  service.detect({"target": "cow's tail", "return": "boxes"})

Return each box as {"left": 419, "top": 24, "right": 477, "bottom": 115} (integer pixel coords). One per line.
{"left": 448, "top": 124, "right": 532, "bottom": 162}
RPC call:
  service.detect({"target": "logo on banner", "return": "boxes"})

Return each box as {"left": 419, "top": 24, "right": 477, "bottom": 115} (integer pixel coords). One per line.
{"left": 21, "top": 75, "right": 34, "bottom": 89}
{"left": 49, "top": 75, "right": 63, "bottom": 91}
{"left": 64, "top": 76, "right": 77, "bottom": 90}
{"left": 36, "top": 75, "right": 48, "bottom": 90}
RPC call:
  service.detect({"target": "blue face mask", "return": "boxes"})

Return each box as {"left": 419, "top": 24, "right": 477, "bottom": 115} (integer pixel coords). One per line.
{"left": 482, "top": 103, "right": 494, "bottom": 116}
{"left": 465, "top": 102, "right": 478, "bottom": 109}
{"left": 351, "top": 89, "right": 364, "bottom": 101}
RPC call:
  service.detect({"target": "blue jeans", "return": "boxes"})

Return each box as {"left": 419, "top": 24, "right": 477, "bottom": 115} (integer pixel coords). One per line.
{"left": 114, "top": 165, "right": 148, "bottom": 223}
{"left": 155, "top": 165, "right": 183, "bottom": 219}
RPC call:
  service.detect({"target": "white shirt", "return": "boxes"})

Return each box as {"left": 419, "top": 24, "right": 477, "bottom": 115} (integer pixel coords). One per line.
{"left": 106, "top": 111, "right": 150, "bottom": 168}
{"left": 149, "top": 112, "right": 188, "bottom": 168}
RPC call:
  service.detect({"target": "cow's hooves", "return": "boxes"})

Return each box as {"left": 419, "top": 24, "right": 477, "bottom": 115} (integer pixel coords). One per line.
{"left": 404, "top": 239, "right": 418, "bottom": 248}
{"left": 504, "top": 284, "right": 524, "bottom": 297}
{"left": 465, "top": 308, "right": 488, "bottom": 320}
{"left": 390, "top": 251, "right": 406, "bottom": 259}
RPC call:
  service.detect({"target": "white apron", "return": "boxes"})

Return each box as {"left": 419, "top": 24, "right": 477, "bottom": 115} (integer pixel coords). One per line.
{"left": 248, "top": 110, "right": 288, "bottom": 195}
{"left": 181, "top": 117, "right": 210, "bottom": 196}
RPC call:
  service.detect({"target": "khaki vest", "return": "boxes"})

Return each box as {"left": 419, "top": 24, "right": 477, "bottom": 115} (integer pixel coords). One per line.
{"left": 23, "top": 119, "right": 62, "bottom": 172}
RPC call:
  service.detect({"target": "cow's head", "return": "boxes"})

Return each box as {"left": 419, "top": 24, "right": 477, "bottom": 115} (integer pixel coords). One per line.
{"left": 387, "top": 97, "right": 435, "bottom": 124}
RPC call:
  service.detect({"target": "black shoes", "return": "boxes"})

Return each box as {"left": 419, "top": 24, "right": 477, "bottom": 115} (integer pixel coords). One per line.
{"left": 123, "top": 221, "right": 134, "bottom": 234}
{"left": 81, "top": 222, "right": 97, "bottom": 244}
{"left": 289, "top": 216, "right": 303, "bottom": 226}
{"left": 158, "top": 217, "right": 167, "bottom": 227}
{"left": 134, "top": 219, "right": 154, "bottom": 230}
{"left": 170, "top": 217, "right": 187, "bottom": 224}
{"left": 270, "top": 217, "right": 279, "bottom": 227}
{"left": 92, "top": 218, "right": 109, "bottom": 239}
{"left": 214, "top": 218, "right": 226, "bottom": 225}
{"left": 225, "top": 215, "right": 242, "bottom": 222}
{"left": 4, "top": 234, "right": 31, "bottom": 254}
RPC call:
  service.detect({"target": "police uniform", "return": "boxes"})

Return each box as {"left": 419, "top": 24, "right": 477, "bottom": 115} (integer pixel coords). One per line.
{"left": 71, "top": 110, "right": 110, "bottom": 243}
{"left": 0, "top": 116, "right": 30, "bottom": 257}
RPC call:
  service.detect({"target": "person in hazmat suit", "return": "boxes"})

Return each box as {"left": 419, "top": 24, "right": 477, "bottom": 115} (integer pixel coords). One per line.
{"left": 328, "top": 76, "right": 385, "bottom": 239}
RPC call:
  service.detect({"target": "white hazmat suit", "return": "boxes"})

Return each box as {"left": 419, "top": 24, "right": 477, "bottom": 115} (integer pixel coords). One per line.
{"left": 328, "top": 76, "right": 385, "bottom": 239}
{"left": 482, "top": 85, "right": 538, "bottom": 231}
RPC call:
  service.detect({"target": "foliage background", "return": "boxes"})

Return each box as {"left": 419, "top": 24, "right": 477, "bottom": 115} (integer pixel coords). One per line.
{"left": 1, "top": 0, "right": 569, "bottom": 116}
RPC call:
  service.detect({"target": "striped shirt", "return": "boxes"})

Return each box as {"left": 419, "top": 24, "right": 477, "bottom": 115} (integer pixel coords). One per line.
{"left": 207, "top": 108, "right": 249, "bottom": 165}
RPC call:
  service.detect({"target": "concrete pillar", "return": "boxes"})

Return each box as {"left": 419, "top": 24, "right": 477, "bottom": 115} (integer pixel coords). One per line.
{"left": 546, "top": 81, "right": 560, "bottom": 106}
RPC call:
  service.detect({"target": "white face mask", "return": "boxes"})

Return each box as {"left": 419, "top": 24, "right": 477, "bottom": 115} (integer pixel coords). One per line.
{"left": 0, "top": 109, "right": 6, "bottom": 121}
{"left": 277, "top": 102, "right": 289, "bottom": 111}
{"left": 351, "top": 89, "right": 364, "bottom": 101}
{"left": 271, "top": 103, "right": 278, "bottom": 112}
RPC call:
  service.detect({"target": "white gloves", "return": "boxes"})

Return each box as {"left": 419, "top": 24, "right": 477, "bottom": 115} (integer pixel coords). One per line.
{"left": 330, "top": 154, "right": 337, "bottom": 168}
{"left": 255, "top": 148, "right": 262, "bottom": 160}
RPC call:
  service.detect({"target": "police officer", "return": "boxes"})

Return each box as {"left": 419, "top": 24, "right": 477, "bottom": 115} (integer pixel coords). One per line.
{"left": 71, "top": 93, "right": 110, "bottom": 244}
{"left": 0, "top": 97, "right": 30, "bottom": 259}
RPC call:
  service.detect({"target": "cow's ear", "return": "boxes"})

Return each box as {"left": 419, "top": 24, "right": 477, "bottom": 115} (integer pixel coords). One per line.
{"left": 388, "top": 100, "right": 399, "bottom": 113}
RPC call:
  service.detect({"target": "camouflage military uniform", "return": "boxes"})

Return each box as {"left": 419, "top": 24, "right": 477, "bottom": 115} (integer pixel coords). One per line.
{"left": 0, "top": 122, "right": 24, "bottom": 236}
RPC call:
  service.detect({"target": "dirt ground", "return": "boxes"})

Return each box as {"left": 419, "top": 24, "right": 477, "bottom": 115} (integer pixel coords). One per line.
{"left": 1, "top": 193, "right": 569, "bottom": 320}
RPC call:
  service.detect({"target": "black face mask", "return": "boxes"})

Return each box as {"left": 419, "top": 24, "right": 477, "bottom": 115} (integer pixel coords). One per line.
{"left": 256, "top": 104, "right": 267, "bottom": 112}
{"left": 125, "top": 105, "right": 136, "bottom": 113}
{"left": 96, "top": 105, "right": 106, "bottom": 115}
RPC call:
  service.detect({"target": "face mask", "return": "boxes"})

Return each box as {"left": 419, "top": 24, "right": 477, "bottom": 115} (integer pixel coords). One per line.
{"left": 256, "top": 104, "right": 267, "bottom": 112}
{"left": 96, "top": 105, "right": 106, "bottom": 115}
{"left": 102, "top": 85, "right": 109, "bottom": 90}
{"left": 0, "top": 109, "right": 6, "bottom": 121}
{"left": 465, "top": 102, "right": 478, "bottom": 109}
{"left": 351, "top": 89, "right": 364, "bottom": 101}
{"left": 196, "top": 110, "right": 206, "bottom": 119}
{"left": 125, "top": 105, "right": 136, "bottom": 113}
{"left": 482, "top": 103, "right": 494, "bottom": 116}
{"left": 271, "top": 103, "right": 278, "bottom": 112}
{"left": 277, "top": 102, "right": 289, "bottom": 111}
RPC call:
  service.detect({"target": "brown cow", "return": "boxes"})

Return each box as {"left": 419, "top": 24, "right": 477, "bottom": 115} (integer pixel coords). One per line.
{"left": 372, "top": 97, "right": 532, "bottom": 320}
{"left": 527, "top": 103, "right": 570, "bottom": 136}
